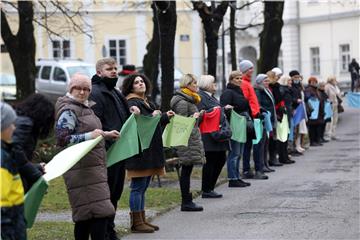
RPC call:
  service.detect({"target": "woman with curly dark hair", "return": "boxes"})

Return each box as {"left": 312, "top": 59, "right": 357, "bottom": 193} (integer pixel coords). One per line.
{"left": 12, "top": 93, "right": 55, "bottom": 192}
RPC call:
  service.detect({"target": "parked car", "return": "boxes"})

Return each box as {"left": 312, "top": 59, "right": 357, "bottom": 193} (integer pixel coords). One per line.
{"left": 0, "top": 73, "right": 16, "bottom": 100}
{"left": 35, "top": 59, "right": 95, "bottom": 102}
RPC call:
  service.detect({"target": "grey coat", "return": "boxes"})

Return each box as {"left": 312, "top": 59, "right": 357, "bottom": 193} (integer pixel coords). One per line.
{"left": 170, "top": 91, "right": 205, "bottom": 166}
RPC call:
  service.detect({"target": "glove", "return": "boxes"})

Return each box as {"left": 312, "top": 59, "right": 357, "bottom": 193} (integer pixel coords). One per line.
{"left": 260, "top": 107, "right": 267, "bottom": 114}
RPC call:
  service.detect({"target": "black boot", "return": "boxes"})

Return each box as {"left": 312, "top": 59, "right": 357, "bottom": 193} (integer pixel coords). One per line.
{"left": 181, "top": 193, "right": 203, "bottom": 212}
{"left": 263, "top": 155, "right": 275, "bottom": 172}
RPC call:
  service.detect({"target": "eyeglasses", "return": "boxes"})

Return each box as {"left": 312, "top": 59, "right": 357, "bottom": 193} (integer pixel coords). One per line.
{"left": 73, "top": 86, "right": 91, "bottom": 92}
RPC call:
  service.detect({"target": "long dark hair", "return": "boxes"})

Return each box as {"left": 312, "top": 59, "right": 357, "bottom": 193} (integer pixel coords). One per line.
{"left": 121, "top": 73, "right": 152, "bottom": 97}
{"left": 15, "top": 93, "right": 55, "bottom": 139}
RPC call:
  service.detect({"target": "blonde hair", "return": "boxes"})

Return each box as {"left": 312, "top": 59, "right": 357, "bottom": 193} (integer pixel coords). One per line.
{"left": 327, "top": 75, "right": 337, "bottom": 85}
{"left": 198, "top": 75, "right": 215, "bottom": 90}
{"left": 96, "top": 57, "right": 117, "bottom": 71}
{"left": 179, "top": 73, "right": 197, "bottom": 88}
{"left": 278, "top": 75, "right": 291, "bottom": 86}
{"left": 267, "top": 70, "right": 277, "bottom": 84}
{"left": 228, "top": 70, "right": 242, "bottom": 83}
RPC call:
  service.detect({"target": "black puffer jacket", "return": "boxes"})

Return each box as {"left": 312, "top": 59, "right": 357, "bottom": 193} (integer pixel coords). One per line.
{"left": 89, "top": 75, "right": 131, "bottom": 150}
{"left": 125, "top": 96, "right": 169, "bottom": 170}
{"left": 220, "top": 83, "right": 250, "bottom": 116}
{"left": 255, "top": 87, "right": 276, "bottom": 126}
{"left": 12, "top": 116, "right": 43, "bottom": 192}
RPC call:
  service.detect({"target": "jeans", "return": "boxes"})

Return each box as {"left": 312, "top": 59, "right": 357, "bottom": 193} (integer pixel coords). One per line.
{"left": 129, "top": 176, "right": 151, "bottom": 211}
{"left": 227, "top": 140, "right": 244, "bottom": 180}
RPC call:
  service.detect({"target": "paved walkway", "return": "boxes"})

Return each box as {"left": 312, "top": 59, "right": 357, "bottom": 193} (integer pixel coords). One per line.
{"left": 123, "top": 107, "right": 360, "bottom": 240}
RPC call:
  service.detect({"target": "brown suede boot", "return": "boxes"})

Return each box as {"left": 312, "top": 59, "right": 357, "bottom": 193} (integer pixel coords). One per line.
{"left": 141, "top": 210, "right": 159, "bottom": 231}
{"left": 130, "top": 211, "right": 154, "bottom": 233}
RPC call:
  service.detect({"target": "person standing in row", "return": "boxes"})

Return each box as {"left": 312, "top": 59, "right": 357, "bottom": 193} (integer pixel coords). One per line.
{"left": 122, "top": 73, "right": 174, "bottom": 233}
{"left": 1, "top": 102, "right": 27, "bottom": 240}
{"left": 12, "top": 93, "right": 55, "bottom": 193}
{"left": 197, "top": 75, "right": 231, "bottom": 198}
{"left": 55, "top": 74, "right": 119, "bottom": 240}
{"left": 324, "top": 76, "right": 341, "bottom": 140}
{"left": 220, "top": 71, "right": 251, "bottom": 187}
{"left": 89, "top": 57, "right": 140, "bottom": 240}
{"left": 171, "top": 73, "right": 206, "bottom": 211}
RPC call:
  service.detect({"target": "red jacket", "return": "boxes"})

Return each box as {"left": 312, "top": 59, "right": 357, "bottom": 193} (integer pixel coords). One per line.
{"left": 240, "top": 80, "right": 260, "bottom": 117}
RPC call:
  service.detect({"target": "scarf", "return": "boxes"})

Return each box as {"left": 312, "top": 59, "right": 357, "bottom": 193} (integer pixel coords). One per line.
{"left": 181, "top": 87, "right": 201, "bottom": 104}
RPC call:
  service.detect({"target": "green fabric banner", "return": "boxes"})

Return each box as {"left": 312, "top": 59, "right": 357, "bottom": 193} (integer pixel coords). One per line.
{"left": 135, "top": 114, "right": 161, "bottom": 150}
{"left": 230, "top": 110, "right": 247, "bottom": 143}
{"left": 107, "top": 114, "right": 139, "bottom": 167}
{"left": 24, "top": 177, "right": 49, "bottom": 228}
{"left": 252, "top": 119, "right": 263, "bottom": 145}
{"left": 162, "top": 114, "right": 196, "bottom": 147}
{"left": 276, "top": 114, "right": 290, "bottom": 142}
{"left": 43, "top": 136, "right": 103, "bottom": 182}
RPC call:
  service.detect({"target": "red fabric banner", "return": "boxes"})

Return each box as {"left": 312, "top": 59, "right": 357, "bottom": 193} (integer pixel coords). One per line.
{"left": 199, "top": 107, "right": 221, "bottom": 133}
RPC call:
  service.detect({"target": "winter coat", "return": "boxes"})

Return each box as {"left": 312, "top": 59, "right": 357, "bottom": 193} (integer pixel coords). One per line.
{"left": 239, "top": 80, "right": 260, "bottom": 117}
{"left": 55, "top": 96, "right": 115, "bottom": 222}
{"left": 255, "top": 87, "right": 277, "bottom": 126}
{"left": 220, "top": 83, "right": 250, "bottom": 116}
{"left": 12, "top": 116, "right": 43, "bottom": 192}
{"left": 197, "top": 89, "right": 230, "bottom": 152}
{"left": 324, "top": 83, "right": 339, "bottom": 106}
{"left": 125, "top": 95, "right": 169, "bottom": 177}
{"left": 89, "top": 75, "right": 131, "bottom": 150}
{"left": 304, "top": 85, "right": 325, "bottom": 125}
{"left": 291, "top": 83, "right": 303, "bottom": 109}
{"left": 1, "top": 141, "right": 26, "bottom": 240}
{"left": 269, "top": 82, "right": 286, "bottom": 121}
{"left": 170, "top": 91, "right": 205, "bottom": 166}
{"left": 279, "top": 85, "right": 296, "bottom": 117}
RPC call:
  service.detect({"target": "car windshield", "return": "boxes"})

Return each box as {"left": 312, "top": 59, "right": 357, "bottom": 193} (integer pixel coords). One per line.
{"left": 67, "top": 66, "right": 96, "bottom": 78}
{"left": 0, "top": 74, "right": 16, "bottom": 85}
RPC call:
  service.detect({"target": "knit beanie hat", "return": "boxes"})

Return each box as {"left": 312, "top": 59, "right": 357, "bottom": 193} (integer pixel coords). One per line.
{"left": 289, "top": 70, "right": 300, "bottom": 77}
{"left": 239, "top": 60, "right": 254, "bottom": 73}
{"left": 271, "top": 67, "right": 283, "bottom": 76}
{"left": 68, "top": 73, "right": 92, "bottom": 93}
{"left": 255, "top": 74, "right": 268, "bottom": 85}
{"left": 1, "top": 102, "right": 17, "bottom": 131}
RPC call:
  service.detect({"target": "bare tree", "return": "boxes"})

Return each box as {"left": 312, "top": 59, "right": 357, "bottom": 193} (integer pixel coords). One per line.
{"left": 257, "top": 1, "right": 284, "bottom": 73}
{"left": 1, "top": 1, "right": 92, "bottom": 100}
{"left": 143, "top": 3, "right": 160, "bottom": 103}
{"left": 193, "top": 1, "right": 228, "bottom": 80}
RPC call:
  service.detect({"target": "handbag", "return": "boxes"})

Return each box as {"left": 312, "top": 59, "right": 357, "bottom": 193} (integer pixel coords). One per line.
{"left": 210, "top": 110, "right": 232, "bottom": 142}
{"left": 337, "top": 96, "right": 344, "bottom": 113}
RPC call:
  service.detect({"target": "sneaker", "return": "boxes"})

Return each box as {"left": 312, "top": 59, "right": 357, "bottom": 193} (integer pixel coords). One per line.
{"left": 202, "top": 191, "right": 223, "bottom": 198}
{"left": 242, "top": 171, "right": 254, "bottom": 179}
{"left": 253, "top": 171, "right": 269, "bottom": 180}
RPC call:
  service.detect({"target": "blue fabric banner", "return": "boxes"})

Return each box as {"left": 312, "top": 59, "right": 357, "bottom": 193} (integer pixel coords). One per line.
{"left": 308, "top": 98, "right": 320, "bottom": 120}
{"left": 263, "top": 111, "right": 273, "bottom": 133}
{"left": 346, "top": 92, "right": 360, "bottom": 108}
{"left": 324, "top": 100, "right": 333, "bottom": 120}
{"left": 252, "top": 119, "right": 263, "bottom": 145}
{"left": 293, "top": 103, "right": 306, "bottom": 126}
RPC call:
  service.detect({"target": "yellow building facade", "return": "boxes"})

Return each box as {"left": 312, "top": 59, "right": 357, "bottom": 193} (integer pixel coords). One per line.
{"left": 1, "top": 1, "right": 204, "bottom": 77}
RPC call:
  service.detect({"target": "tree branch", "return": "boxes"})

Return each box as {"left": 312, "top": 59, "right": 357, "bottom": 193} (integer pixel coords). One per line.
{"left": 235, "top": 0, "right": 261, "bottom": 10}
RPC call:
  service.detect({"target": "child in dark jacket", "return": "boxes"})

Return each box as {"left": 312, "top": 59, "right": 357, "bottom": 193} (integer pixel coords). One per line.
{"left": 1, "top": 102, "right": 27, "bottom": 240}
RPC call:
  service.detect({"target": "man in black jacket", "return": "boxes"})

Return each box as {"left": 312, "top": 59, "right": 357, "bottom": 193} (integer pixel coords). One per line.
{"left": 349, "top": 58, "right": 359, "bottom": 92}
{"left": 89, "top": 58, "right": 139, "bottom": 240}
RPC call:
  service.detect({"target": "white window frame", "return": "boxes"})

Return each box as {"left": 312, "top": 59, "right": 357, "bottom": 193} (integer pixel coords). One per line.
{"left": 310, "top": 47, "right": 320, "bottom": 75}
{"left": 339, "top": 43, "right": 350, "bottom": 73}
{"left": 49, "top": 38, "right": 73, "bottom": 60}
{"left": 105, "top": 36, "right": 130, "bottom": 67}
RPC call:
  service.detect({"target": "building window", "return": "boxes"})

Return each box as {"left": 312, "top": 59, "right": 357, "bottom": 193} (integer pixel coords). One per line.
{"left": 278, "top": 50, "right": 284, "bottom": 71}
{"left": 310, "top": 47, "right": 320, "bottom": 75}
{"left": 339, "top": 44, "right": 350, "bottom": 73}
{"left": 108, "top": 39, "right": 127, "bottom": 66}
{"left": 52, "top": 40, "right": 71, "bottom": 59}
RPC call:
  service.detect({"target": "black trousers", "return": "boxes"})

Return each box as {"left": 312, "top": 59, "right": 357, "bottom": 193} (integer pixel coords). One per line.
{"left": 201, "top": 151, "right": 226, "bottom": 193}
{"left": 74, "top": 217, "right": 108, "bottom": 240}
{"left": 106, "top": 161, "right": 126, "bottom": 232}
{"left": 180, "top": 164, "right": 194, "bottom": 200}
{"left": 277, "top": 140, "right": 288, "bottom": 163}
{"left": 308, "top": 124, "right": 321, "bottom": 144}
{"left": 268, "top": 135, "right": 277, "bottom": 162}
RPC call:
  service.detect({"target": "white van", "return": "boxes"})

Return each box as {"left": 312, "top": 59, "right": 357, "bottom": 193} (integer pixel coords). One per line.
{"left": 35, "top": 59, "right": 95, "bottom": 102}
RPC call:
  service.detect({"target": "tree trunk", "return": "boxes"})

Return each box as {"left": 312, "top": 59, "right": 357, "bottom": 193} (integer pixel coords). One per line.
{"left": 257, "top": 1, "right": 284, "bottom": 74}
{"left": 143, "top": 3, "right": 160, "bottom": 103}
{"left": 1, "top": 1, "right": 36, "bottom": 101}
{"left": 230, "top": 2, "right": 237, "bottom": 71}
{"left": 155, "top": 1, "right": 177, "bottom": 111}
{"left": 193, "top": 1, "right": 228, "bottom": 80}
